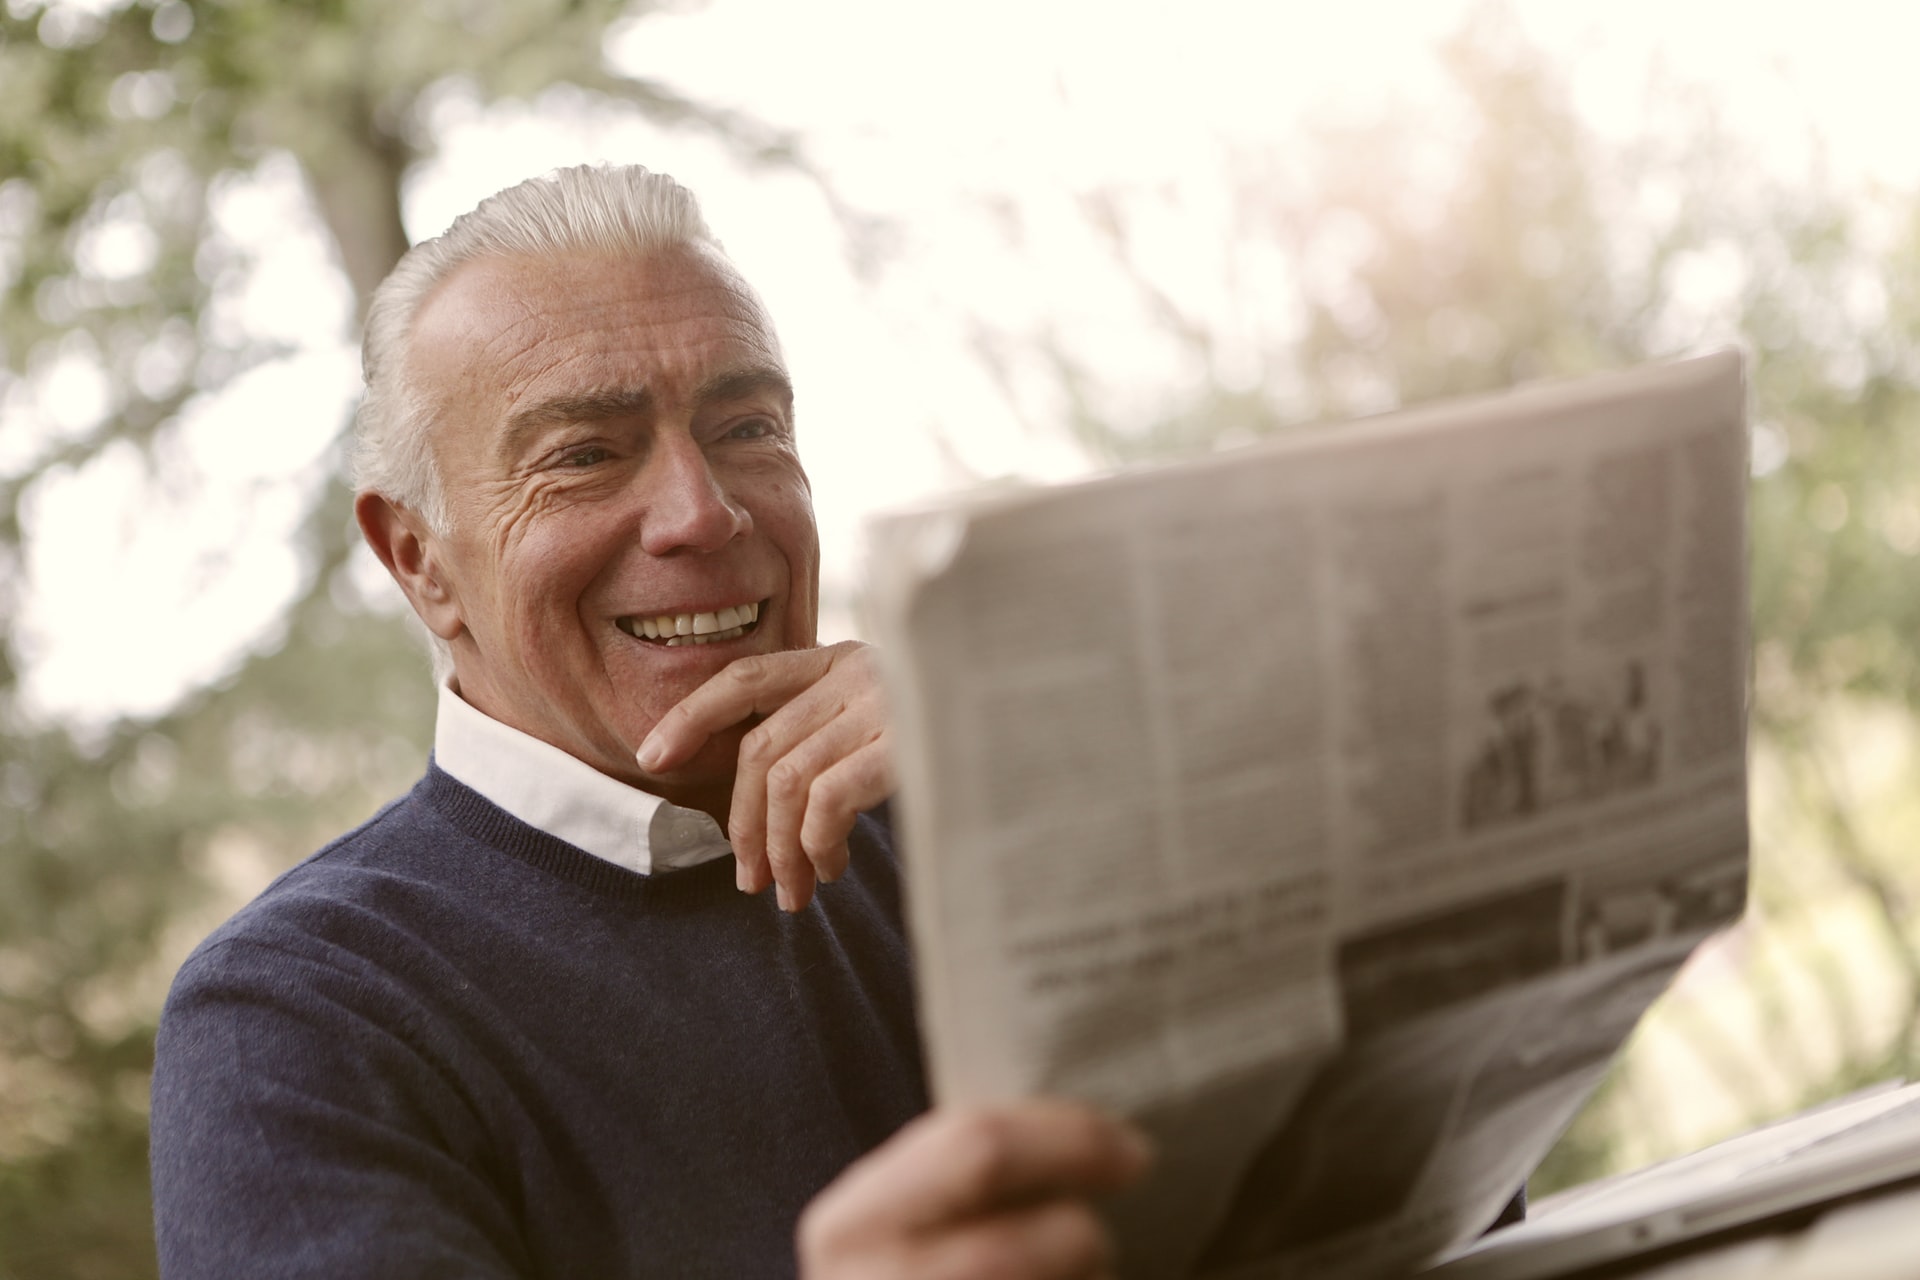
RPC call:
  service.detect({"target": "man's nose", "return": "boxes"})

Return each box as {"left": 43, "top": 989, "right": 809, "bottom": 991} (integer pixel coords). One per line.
{"left": 637, "top": 435, "right": 753, "bottom": 555}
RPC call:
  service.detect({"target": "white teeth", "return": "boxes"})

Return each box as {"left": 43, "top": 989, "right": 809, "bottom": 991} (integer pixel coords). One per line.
{"left": 624, "top": 602, "right": 761, "bottom": 644}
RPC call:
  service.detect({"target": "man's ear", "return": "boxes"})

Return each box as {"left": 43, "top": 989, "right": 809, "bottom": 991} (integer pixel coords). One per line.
{"left": 355, "top": 491, "right": 465, "bottom": 641}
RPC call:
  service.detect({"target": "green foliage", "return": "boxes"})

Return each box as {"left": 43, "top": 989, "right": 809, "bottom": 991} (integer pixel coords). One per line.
{"left": 1037, "top": 5, "right": 1920, "bottom": 1197}
{"left": 0, "top": 1, "right": 813, "bottom": 1274}
{"left": 8, "top": 0, "right": 1919, "bottom": 1266}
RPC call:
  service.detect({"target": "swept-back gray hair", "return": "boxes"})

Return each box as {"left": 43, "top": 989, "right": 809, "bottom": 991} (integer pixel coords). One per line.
{"left": 350, "top": 164, "right": 721, "bottom": 679}
{"left": 353, "top": 163, "right": 721, "bottom": 530}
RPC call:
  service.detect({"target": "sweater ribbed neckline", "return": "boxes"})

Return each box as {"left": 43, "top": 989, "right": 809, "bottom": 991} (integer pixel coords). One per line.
{"left": 420, "top": 762, "right": 741, "bottom": 906}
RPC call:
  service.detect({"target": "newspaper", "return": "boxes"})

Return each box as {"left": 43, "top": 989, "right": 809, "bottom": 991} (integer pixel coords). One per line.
{"left": 863, "top": 350, "right": 1750, "bottom": 1280}
{"left": 1430, "top": 1079, "right": 1920, "bottom": 1278}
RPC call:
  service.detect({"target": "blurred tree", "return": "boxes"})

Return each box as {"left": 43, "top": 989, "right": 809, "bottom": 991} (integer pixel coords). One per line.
{"left": 980, "top": 4, "right": 1920, "bottom": 1196}
{"left": 0, "top": 1, "right": 810, "bottom": 1274}
{"left": 10, "top": 0, "right": 1920, "bottom": 1269}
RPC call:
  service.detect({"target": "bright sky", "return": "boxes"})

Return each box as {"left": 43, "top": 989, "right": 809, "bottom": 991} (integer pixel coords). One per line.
{"left": 15, "top": 0, "right": 1920, "bottom": 726}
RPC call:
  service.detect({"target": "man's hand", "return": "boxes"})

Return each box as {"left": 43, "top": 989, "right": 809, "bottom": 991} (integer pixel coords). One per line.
{"left": 636, "top": 641, "right": 891, "bottom": 911}
{"left": 798, "top": 1101, "right": 1152, "bottom": 1280}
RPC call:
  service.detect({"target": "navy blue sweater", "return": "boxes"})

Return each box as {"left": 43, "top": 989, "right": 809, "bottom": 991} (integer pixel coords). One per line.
{"left": 150, "top": 766, "right": 929, "bottom": 1278}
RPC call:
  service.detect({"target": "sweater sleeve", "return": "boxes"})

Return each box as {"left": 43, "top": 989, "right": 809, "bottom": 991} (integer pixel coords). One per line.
{"left": 150, "top": 936, "right": 529, "bottom": 1280}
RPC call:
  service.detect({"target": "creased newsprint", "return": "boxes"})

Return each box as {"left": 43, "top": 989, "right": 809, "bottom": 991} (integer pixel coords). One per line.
{"left": 865, "top": 350, "right": 1750, "bottom": 1279}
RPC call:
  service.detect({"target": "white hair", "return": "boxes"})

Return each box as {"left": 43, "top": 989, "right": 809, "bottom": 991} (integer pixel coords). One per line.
{"left": 351, "top": 164, "right": 723, "bottom": 680}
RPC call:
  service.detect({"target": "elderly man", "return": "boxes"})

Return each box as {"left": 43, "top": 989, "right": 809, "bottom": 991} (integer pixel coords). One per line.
{"left": 149, "top": 165, "right": 1147, "bottom": 1278}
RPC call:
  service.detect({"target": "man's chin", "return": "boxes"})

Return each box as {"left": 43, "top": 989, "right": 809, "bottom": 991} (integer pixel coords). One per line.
{"left": 631, "top": 729, "right": 748, "bottom": 823}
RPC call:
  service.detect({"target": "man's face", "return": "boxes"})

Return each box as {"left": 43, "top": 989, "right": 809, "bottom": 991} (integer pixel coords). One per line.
{"left": 404, "top": 242, "right": 819, "bottom": 797}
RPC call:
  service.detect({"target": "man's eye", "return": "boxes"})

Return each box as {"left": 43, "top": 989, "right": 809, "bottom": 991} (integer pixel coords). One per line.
{"left": 560, "top": 446, "right": 609, "bottom": 467}
{"left": 727, "top": 418, "right": 776, "bottom": 441}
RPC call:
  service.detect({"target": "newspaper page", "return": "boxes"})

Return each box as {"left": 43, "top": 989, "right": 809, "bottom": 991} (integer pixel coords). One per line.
{"left": 1431, "top": 1081, "right": 1920, "bottom": 1279}
{"left": 864, "top": 350, "right": 1749, "bottom": 1279}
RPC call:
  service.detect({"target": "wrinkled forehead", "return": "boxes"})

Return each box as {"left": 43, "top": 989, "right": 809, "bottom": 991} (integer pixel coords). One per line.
{"left": 403, "top": 243, "right": 787, "bottom": 435}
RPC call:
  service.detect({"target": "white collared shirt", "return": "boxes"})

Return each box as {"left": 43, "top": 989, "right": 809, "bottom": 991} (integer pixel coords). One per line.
{"left": 433, "top": 683, "right": 735, "bottom": 875}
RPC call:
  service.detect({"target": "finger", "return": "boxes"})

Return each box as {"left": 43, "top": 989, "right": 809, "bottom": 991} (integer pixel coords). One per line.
{"left": 733, "top": 679, "right": 860, "bottom": 900}
{"left": 912, "top": 1201, "right": 1115, "bottom": 1280}
{"left": 762, "top": 725, "right": 889, "bottom": 911}
{"left": 733, "top": 648, "right": 888, "bottom": 906}
{"left": 822, "top": 1103, "right": 1152, "bottom": 1237}
{"left": 729, "top": 736, "right": 773, "bottom": 897}
{"left": 811, "top": 840, "right": 850, "bottom": 889}
{"left": 641, "top": 653, "right": 832, "bottom": 897}
{"left": 636, "top": 649, "right": 831, "bottom": 773}
{"left": 800, "top": 1194, "right": 1115, "bottom": 1280}
{"left": 733, "top": 710, "right": 845, "bottom": 905}
{"left": 799, "top": 738, "right": 894, "bottom": 880}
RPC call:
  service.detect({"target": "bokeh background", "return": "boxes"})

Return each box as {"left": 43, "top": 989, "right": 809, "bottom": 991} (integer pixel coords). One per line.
{"left": 8, "top": 0, "right": 1920, "bottom": 1273}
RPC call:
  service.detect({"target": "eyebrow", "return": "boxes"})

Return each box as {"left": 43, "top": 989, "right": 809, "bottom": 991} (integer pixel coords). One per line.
{"left": 502, "top": 387, "right": 655, "bottom": 446}
{"left": 695, "top": 365, "right": 795, "bottom": 416}
{"left": 499, "top": 366, "right": 796, "bottom": 451}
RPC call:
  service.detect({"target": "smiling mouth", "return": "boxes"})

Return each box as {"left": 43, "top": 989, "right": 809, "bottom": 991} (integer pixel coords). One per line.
{"left": 616, "top": 600, "right": 763, "bottom": 647}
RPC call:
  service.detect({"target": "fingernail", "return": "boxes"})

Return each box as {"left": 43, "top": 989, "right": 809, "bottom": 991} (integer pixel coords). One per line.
{"left": 776, "top": 884, "right": 794, "bottom": 912}
{"left": 736, "top": 860, "right": 751, "bottom": 893}
{"left": 635, "top": 736, "right": 663, "bottom": 771}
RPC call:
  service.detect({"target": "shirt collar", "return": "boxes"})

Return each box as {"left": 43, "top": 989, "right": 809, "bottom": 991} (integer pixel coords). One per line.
{"left": 432, "top": 682, "right": 734, "bottom": 876}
